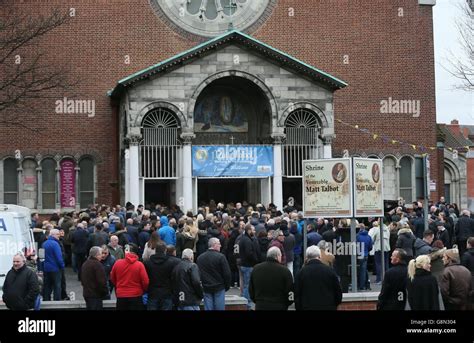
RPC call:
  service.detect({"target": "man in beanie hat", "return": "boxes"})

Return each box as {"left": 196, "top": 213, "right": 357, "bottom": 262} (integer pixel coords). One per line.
{"left": 440, "top": 248, "right": 472, "bottom": 310}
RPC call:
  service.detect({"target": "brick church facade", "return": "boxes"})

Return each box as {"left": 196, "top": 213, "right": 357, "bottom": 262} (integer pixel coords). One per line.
{"left": 0, "top": 0, "right": 441, "bottom": 213}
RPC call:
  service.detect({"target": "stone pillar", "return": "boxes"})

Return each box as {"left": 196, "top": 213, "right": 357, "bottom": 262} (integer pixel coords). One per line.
{"left": 55, "top": 155, "right": 61, "bottom": 210}
{"left": 75, "top": 165, "right": 80, "bottom": 211}
{"left": 323, "top": 136, "right": 333, "bottom": 159}
{"left": 17, "top": 163, "right": 23, "bottom": 207}
{"left": 124, "top": 149, "right": 130, "bottom": 205}
{"left": 127, "top": 135, "right": 141, "bottom": 208}
{"left": 272, "top": 134, "right": 284, "bottom": 211}
{"left": 260, "top": 177, "right": 271, "bottom": 207}
{"left": 36, "top": 155, "right": 42, "bottom": 210}
{"left": 181, "top": 133, "right": 195, "bottom": 213}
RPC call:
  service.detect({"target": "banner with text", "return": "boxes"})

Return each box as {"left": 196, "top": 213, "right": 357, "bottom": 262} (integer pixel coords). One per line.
{"left": 353, "top": 158, "right": 384, "bottom": 217}
{"left": 302, "top": 159, "right": 353, "bottom": 218}
{"left": 192, "top": 146, "right": 273, "bottom": 177}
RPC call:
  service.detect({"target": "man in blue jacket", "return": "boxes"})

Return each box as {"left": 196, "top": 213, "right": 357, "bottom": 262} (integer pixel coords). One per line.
{"left": 159, "top": 216, "right": 176, "bottom": 246}
{"left": 356, "top": 225, "right": 373, "bottom": 291}
{"left": 42, "top": 229, "right": 65, "bottom": 301}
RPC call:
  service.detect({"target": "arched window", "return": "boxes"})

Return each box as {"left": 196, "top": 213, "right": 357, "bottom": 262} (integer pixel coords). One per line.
{"left": 3, "top": 158, "right": 18, "bottom": 204}
{"left": 399, "top": 157, "right": 413, "bottom": 202}
{"left": 79, "top": 158, "right": 94, "bottom": 208}
{"left": 383, "top": 157, "right": 397, "bottom": 200}
{"left": 41, "top": 158, "right": 56, "bottom": 209}
{"left": 22, "top": 159, "right": 37, "bottom": 208}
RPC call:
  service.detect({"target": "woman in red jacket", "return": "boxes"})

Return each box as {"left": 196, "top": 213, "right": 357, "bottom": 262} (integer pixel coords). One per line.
{"left": 110, "top": 244, "right": 149, "bottom": 310}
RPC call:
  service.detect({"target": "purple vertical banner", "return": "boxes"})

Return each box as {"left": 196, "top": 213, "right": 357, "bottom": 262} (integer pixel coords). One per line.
{"left": 60, "top": 160, "right": 76, "bottom": 208}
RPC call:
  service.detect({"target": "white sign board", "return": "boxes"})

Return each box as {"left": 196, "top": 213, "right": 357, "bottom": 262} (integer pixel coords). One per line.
{"left": 302, "top": 159, "right": 353, "bottom": 218}
{"left": 353, "top": 158, "right": 384, "bottom": 217}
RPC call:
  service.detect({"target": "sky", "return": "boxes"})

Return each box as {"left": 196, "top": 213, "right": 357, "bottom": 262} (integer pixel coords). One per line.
{"left": 433, "top": 0, "right": 474, "bottom": 125}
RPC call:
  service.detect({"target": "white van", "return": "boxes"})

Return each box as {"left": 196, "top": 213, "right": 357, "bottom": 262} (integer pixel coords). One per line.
{"left": 0, "top": 205, "right": 36, "bottom": 291}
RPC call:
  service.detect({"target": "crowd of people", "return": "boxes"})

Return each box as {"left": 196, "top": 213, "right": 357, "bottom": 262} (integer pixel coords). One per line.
{"left": 2, "top": 196, "right": 474, "bottom": 311}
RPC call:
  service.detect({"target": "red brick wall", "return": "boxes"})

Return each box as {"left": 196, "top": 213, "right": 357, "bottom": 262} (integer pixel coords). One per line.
{"left": 468, "top": 157, "right": 474, "bottom": 198}
{"left": 1, "top": 0, "right": 438, "bottom": 205}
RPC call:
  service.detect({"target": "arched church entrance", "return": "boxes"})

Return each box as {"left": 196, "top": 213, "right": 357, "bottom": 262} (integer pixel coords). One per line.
{"left": 193, "top": 76, "right": 272, "bottom": 206}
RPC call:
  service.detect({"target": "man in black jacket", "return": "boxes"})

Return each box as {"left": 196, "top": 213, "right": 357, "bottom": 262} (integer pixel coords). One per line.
{"left": 455, "top": 210, "right": 474, "bottom": 256}
{"left": 295, "top": 245, "right": 342, "bottom": 310}
{"left": 249, "top": 247, "right": 293, "bottom": 310}
{"left": 71, "top": 223, "right": 89, "bottom": 281}
{"left": 238, "top": 224, "right": 260, "bottom": 310}
{"left": 197, "top": 237, "right": 231, "bottom": 310}
{"left": 377, "top": 248, "right": 408, "bottom": 310}
{"left": 81, "top": 246, "right": 108, "bottom": 310}
{"left": 2, "top": 253, "right": 39, "bottom": 310}
{"left": 172, "top": 248, "right": 203, "bottom": 310}
{"left": 144, "top": 241, "right": 181, "bottom": 310}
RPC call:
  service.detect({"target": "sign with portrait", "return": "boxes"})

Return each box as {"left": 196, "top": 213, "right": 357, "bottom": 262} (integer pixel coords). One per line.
{"left": 353, "top": 158, "right": 384, "bottom": 217}
{"left": 302, "top": 159, "right": 353, "bottom": 218}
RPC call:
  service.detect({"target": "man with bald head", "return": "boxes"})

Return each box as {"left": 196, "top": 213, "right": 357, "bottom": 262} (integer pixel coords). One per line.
{"left": 2, "top": 253, "right": 39, "bottom": 310}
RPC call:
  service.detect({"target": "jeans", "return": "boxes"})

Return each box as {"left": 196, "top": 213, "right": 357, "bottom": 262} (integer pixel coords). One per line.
{"left": 43, "top": 271, "right": 62, "bottom": 301}
{"left": 85, "top": 298, "right": 103, "bottom": 310}
{"left": 147, "top": 297, "right": 173, "bottom": 311}
{"left": 74, "top": 253, "right": 86, "bottom": 281}
{"left": 203, "top": 289, "right": 226, "bottom": 311}
{"left": 116, "top": 297, "right": 145, "bottom": 310}
{"left": 293, "top": 254, "right": 302, "bottom": 276}
{"left": 178, "top": 305, "right": 200, "bottom": 311}
{"left": 358, "top": 257, "right": 368, "bottom": 290}
{"left": 240, "top": 266, "right": 253, "bottom": 310}
{"left": 374, "top": 251, "right": 389, "bottom": 282}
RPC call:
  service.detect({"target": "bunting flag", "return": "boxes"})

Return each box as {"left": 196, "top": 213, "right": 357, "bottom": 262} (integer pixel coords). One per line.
{"left": 335, "top": 118, "right": 473, "bottom": 153}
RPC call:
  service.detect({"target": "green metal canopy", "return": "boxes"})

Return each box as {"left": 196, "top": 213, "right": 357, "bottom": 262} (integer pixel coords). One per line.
{"left": 109, "top": 30, "right": 348, "bottom": 98}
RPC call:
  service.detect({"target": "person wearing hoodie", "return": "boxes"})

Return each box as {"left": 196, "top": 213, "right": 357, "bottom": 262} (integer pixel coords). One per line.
{"left": 413, "top": 230, "right": 434, "bottom": 257}
{"left": 396, "top": 224, "right": 416, "bottom": 259}
{"left": 196, "top": 237, "right": 231, "bottom": 310}
{"left": 144, "top": 241, "right": 181, "bottom": 310}
{"left": 356, "top": 225, "right": 373, "bottom": 290}
{"left": 440, "top": 248, "right": 472, "bottom": 310}
{"left": 290, "top": 221, "right": 303, "bottom": 274}
{"left": 110, "top": 244, "right": 149, "bottom": 310}
{"left": 257, "top": 231, "right": 270, "bottom": 262}
{"left": 158, "top": 216, "right": 176, "bottom": 246}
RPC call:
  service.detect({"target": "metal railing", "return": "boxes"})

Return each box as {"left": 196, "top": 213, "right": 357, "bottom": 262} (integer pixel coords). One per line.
{"left": 282, "top": 127, "right": 320, "bottom": 177}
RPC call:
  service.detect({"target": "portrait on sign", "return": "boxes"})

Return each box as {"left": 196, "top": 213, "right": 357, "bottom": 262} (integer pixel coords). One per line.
{"left": 332, "top": 163, "right": 347, "bottom": 183}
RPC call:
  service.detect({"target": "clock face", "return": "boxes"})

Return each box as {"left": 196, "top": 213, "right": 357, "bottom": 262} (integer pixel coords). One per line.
{"left": 151, "top": 0, "right": 273, "bottom": 37}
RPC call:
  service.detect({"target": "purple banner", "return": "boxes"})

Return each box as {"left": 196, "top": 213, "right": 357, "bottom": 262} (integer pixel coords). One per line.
{"left": 60, "top": 160, "right": 76, "bottom": 208}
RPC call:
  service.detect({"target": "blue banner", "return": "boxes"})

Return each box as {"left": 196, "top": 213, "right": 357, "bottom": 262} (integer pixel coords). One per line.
{"left": 192, "top": 146, "right": 273, "bottom": 177}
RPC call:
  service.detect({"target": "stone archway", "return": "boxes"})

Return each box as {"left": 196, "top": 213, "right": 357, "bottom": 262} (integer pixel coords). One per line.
{"left": 188, "top": 70, "right": 278, "bottom": 135}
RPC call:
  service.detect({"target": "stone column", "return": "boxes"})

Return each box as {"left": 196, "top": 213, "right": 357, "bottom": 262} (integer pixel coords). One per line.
{"left": 75, "top": 165, "right": 80, "bottom": 211}
{"left": 55, "top": 155, "right": 61, "bottom": 210}
{"left": 17, "top": 162, "right": 23, "bottom": 206}
{"left": 181, "top": 133, "right": 195, "bottom": 213}
{"left": 127, "top": 135, "right": 141, "bottom": 208}
{"left": 36, "top": 155, "right": 42, "bottom": 210}
{"left": 323, "top": 136, "right": 333, "bottom": 159}
{"left": 124, "top": 148, "right": 130, "bottom": 206}
{"left": 272, "top": 133, "right": 285, "bottom": 211}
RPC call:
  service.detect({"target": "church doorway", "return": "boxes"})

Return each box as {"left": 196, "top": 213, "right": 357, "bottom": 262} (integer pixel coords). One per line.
{"left": 197, "top": 179, "right": 248, "bottom": 206}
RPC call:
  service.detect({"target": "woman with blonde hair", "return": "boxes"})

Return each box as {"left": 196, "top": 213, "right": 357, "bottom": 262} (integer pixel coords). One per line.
{"left": 407, "top": 255, "right": 441, "bottom": 310}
